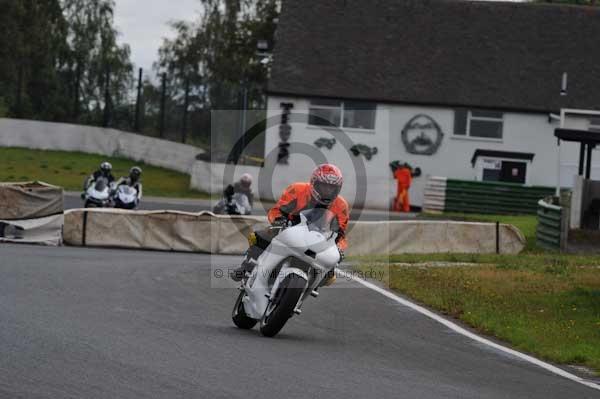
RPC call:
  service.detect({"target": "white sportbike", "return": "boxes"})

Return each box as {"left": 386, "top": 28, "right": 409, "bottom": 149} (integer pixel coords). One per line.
{"left": 232, "top": 208, "right": 341, "bottom": 337}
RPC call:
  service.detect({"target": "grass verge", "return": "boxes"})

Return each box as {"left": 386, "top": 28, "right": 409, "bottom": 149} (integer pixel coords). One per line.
{"left": 0, "top": 147, "right": 210, "bottom": 199}
{"left": 353, "top": 255, "right": 600, "bottom": 374}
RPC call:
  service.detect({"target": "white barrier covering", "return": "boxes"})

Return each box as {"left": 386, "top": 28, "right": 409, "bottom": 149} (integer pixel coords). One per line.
{"left": 0, "top": 118, "right": 204, "bottom": 174}
{"left": 63, "top": 209, "right": 525, "bottom": 255}
{"left": 0, "top": 181, "right": 64, "bottom": 247}
{"left": 346, "top": 220, "right": 525, "bottom": 255}
{"left": 63, "top": 209, "right": 270, "bottom": 253}
{"left": 0, "top": 181, "right": 63, "bottom": 220}
{"left": 0, "top": 214, "right": 64, "bottom": 246}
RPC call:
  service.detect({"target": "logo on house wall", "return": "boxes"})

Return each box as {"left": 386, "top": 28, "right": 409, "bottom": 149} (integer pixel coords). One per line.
{"left": 401, "top": 114, "right": 444, "bottom": 155}
{"left": 277, "top": 102, "right": 294, "bottom": 164}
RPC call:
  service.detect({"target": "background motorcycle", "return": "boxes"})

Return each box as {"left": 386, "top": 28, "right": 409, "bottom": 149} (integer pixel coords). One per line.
{"left": 232, "top": 208, "right": 340, "bottom": 337}
{"left": 82, "top": 177, "right": 113, "bottom": 208}
{"left": 213, "top": 185, "right": 252, "bottom": 215}
{"left": 113, "top": 185, "right": 139, "bottom": 209}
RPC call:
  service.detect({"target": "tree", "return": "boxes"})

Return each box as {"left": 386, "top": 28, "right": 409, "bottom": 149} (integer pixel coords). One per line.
{"left": 0, "top": 0, "right": 70, "bottom": 120}
{"left": 156, "top": 0, "right": 280, "bottom": 110}
{"left": 61, "top": 0, "right": 133, "bottom": 124}
{"left": 0, "top": 0, "right": 133, "bottom": 126}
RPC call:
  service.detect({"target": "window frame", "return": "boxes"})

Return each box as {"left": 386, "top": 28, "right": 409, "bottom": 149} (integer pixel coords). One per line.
{"left": 465, "top": 110, "right": 504, "bottom": 139}
{"left": 589, "top": 117, "right": 600, "bottom": 133}
{"left": 308, "top": 99, "right": 377, "bottom": 131}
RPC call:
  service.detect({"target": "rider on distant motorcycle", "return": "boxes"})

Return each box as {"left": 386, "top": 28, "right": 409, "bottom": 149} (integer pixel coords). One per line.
{"left": 231, "top": 163, "right": 348, "bottom": 283}
{"left": 115, "top": 166, "right": 143, "bottom": 200}
{"left": 83, "top": 162, "right": 115, "bottom": 191}
{"left": 234, "top": 173, "right": 254, "bottom": 207}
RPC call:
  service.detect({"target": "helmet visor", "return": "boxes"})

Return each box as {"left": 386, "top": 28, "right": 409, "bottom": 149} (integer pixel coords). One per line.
{"left": 314, "top": 181, "right": 341, "bottom": 203}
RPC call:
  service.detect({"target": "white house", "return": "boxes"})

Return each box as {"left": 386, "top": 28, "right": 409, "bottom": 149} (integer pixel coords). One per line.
{"left": 258, "top": 0, "right": 600, "bottom": 210}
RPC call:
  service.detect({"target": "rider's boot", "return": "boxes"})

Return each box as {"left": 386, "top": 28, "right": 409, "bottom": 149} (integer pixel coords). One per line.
{"left": 320, "top": 269, "right": 337, "bottom": 287}
{"left": 230, "top": 246, "right": 260, "bottom": 282}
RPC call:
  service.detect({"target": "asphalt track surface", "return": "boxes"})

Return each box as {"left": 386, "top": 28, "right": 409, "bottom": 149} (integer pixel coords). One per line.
{"left": 1, "top": 244, "right": 598, "bottom": 398}
{"left": 64, "top": 193, "right": 416, "bottom": 221}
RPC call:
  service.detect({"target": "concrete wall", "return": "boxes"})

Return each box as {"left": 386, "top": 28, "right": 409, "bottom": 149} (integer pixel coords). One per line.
{"left": 0, "top": 118, "right": 204, "bottom": 174}
{"left": 264, "top": 96, "right": 600, "bottom": 209}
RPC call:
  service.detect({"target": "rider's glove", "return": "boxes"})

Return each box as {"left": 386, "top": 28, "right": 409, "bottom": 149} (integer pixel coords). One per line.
{"left": 338, "top": 248, "right": 345, "bottom": 263}
{"left": 272, "top": 217, "right": 288, "bottom": 228}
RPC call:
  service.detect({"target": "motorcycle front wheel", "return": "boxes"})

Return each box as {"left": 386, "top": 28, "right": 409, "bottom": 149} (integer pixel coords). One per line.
{"left": 260, "top": 275, "right": 306, "bottom": 337}
{"left": 232, "top": 291, "right": 257, "bottom": 329}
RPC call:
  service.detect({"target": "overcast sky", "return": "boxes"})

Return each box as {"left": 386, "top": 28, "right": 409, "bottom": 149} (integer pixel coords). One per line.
{"left": 114, "top": 0, "right": 202, "bottom": 72}
{"left": 113, "top": 0, "right": 526, "bottom": 74}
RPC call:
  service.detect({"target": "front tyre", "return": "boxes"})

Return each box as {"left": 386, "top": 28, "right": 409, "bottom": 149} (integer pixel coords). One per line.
{"left": 232, "top": 291, "right": 257, "bottom": 329}
{"left": 260, "top": 275, "right": 306, "bottom": 337}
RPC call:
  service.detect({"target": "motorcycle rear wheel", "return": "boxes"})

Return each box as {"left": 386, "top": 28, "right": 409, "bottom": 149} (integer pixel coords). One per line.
{"left": 260, "top": 275, "right": 306, "bottom": 337}
{"left": 232, "top": 291, "right": 257, "bottom": 329}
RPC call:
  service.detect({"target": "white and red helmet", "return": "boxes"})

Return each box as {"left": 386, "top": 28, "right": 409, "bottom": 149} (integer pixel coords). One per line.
{"left": 310, "top": 164, "right": 343, "bottom": 205}
{"left": 240, "top": 173, "right": 253, "bottom": 189}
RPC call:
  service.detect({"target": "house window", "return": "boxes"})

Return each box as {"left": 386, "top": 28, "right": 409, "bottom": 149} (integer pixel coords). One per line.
{"left": 589, "top": 117, "right": 600, "bottom": 133}
{"left": 454, "top": 109, "right": 504, "bottom": 139}
{"left": 308, "top": 99, "right": 342, "bottom": 127}
{"left": 309, "top": 99, "right": 376, "bottom": 130}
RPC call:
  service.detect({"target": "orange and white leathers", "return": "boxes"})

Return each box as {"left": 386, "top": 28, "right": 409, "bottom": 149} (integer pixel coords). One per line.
{"left": 268, "top": 182, "right": 349, "bottom": 250}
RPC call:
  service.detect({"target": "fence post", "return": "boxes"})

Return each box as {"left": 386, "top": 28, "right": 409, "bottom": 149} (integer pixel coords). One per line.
{"left": 103, "top": 66, "right": 111, "bottom": 128}
{"left": 134, "top": 67, "right": 143, "bottom": 132}
{"left": 159, "top": 72, "right": 167, "bottom": 138}
{"left": 15, "top": 63, "right": 24, "bottom": 118}
{"left": 182, "top": 77, "right": 190, "bottom": 143}
{"left": 73, "top": 61, "right": 82, "bottom": 120}
{"left": 496, "top": 221, "right": 500, "bottom": 254}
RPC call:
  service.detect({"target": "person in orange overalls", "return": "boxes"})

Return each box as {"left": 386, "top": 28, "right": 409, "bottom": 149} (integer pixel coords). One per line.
{"left": 393, "top": 163, "right": 412, "bottom": 213}
{"left": 230, "top": 164, "right": 349, "bottom": 283}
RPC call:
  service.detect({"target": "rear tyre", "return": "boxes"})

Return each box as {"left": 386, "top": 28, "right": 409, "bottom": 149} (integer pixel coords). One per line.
{"left": 232, "top": 291, "right": 257, "bottom": 329}
{"left": 260, "top": 275, "right": 306, "bottom": 338}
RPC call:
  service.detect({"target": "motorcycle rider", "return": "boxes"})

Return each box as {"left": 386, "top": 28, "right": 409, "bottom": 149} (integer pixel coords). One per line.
{"left": 213, "top": 174, "right": 254, "bottom": 215}
{"left": 115, "top": 166, "right": 143, "bottom": 201}
{"left": 230, "top": 163, "right": 348, "bottom": 283}
{"left": 83, "top": 161, "right": 115, "bottom": 191}
{"left": 234, "top": 173, "right": 254, "bottom": 207}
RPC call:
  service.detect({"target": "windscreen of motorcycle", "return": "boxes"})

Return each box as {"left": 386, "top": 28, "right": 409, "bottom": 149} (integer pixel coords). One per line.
{"left": 301, "top": 208, "right": 338, "bottom": 235}
{"left": 118, "top": 185, "right": 137, "bottom": 202}
{"left": 89, "top": 178, "right": 110, "bottom": 200}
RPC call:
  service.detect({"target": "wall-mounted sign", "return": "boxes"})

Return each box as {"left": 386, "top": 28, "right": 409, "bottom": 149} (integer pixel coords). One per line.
{"left": 350, "top": 144, "right": 378, "bottom": 160}
{"left": 482, "top": 159, "right": 501, "bottom": 170}
{"left": 314, "top": 137, "right": 336, "bottom": 150}
{"left": 401, "top": 115, "right": 444, "bottom": 155}
{"left": 278, "top": 102, "right": 294, "bottom": 164}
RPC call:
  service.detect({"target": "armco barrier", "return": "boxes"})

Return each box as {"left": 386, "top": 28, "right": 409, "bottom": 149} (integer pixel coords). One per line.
{"left": 0, "top": 118, "right": 204, "bottom": 174}
{"left": 536, "top": 198, "right": 563, "bottom": 251}
{"left": 423, "top": 176, "right": 554, "bottom": 215}
{"left": 63, "top": 209, "right": 526, "bottom": 255}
